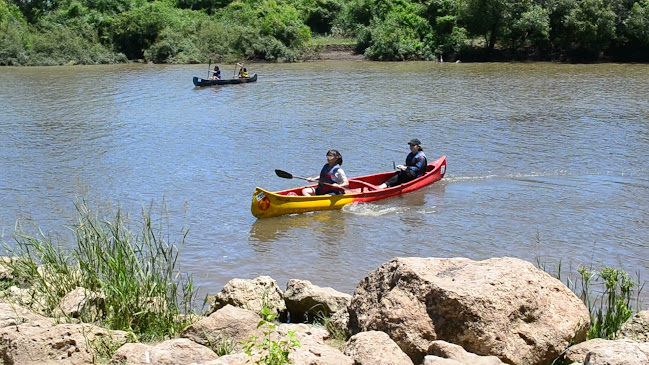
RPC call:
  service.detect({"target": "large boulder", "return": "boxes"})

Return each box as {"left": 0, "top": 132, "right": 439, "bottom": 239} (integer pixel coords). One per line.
{"left": 563, "top": 338, "right": 649, "bottom": 365}
{"left": 284, "top": 279, "right": 351, "bottom": 323}
{"left": 110, "top": 338, "right": 219, "bottom": 365}
{"left": 618, "top": 310, "right": 649, "bottom": 342}
{"left": 348, "top": 257, "right": 590, "bottom": 365}
{"left": 206, "top": 276, "right": 286, "bottom": 316}
{"left": 343, "top": 330, "right": 414, "bottom": 365}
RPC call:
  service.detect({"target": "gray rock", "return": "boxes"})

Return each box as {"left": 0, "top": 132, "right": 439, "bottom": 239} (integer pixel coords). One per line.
{"left": 284, "top": 279, "right": 351, "bottom": 323}
{"left": 344, "top": 331, "right": 414, "bottom": 365}
{"left": 207, "top": 276, "right": 286, "bottom": 316}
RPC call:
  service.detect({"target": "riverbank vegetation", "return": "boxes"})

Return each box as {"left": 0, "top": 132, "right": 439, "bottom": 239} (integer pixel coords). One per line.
{"left": 1, "top": 201, "right": 197, "bottom": 342}
{"left": 0, "top": 202, "right": 644, "bottom": 346}
{"left": 1, "top": 0, "right": 648, "bottom": 65}
{"left": 537, "top": 258, "right": 644, "bottom": 340}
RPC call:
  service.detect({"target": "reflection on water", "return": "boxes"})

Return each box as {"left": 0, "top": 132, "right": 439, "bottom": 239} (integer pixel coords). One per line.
{"left": 1, "top": 62, "right": 648, "bottom": 303}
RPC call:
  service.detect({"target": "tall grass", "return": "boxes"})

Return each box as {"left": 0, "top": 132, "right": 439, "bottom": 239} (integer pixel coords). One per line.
{"left": 536, "top": 256, "right": 643, "bottom": 340}
{"left": 2, "top": 200, "right": 197, "bottom": 342}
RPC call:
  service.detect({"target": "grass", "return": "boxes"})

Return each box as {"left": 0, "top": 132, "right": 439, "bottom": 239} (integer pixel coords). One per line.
{"left": 307, "top": 35, "right": 356, "bottom": 47}
{"left": 1, "top": 199, "right": 198, "bottom": 343}
{"left": 536, "top": 255, "right": 643, "bottom": 340}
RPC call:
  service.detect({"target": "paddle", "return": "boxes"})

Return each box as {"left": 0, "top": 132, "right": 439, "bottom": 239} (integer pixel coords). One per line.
{"left": 274, "top": 169, "right": 338, "bottom": 187}
{"left": 207, "top": 59, "right": 211, "bottom": 79}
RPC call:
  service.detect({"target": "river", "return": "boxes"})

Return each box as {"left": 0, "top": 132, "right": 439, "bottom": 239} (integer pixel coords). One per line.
{"left": 1, "top": 62, "right": 648, "bottom": 307}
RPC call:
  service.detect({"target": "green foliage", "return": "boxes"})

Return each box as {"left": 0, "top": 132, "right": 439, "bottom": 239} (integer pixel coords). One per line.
{"left": 564, "top": 0, "right": 617, "bottom": 58}
{"left": 585, "top": 267, "right": 638, "bottom": 339}
{"left": 536, "top": 255, "right": 643, "bottom": 341}
{"left": 624, "top": 0, "right": 649, "bottom": 47}
{"left": 1, "top": 200, "right": 198, "bottom": 342}
{"left": 295, "top": 0, "right": 342, "bottom": 34}
{"left": 242, "top": 306, "right": 301, "bottom": 365}
{"left": 2, "top": 0, "right": 649, "bottom": 63}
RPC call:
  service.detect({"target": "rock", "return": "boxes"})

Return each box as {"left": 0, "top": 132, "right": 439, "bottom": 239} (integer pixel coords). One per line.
{"left": 278, "top": 323, "right": 354, "bottom": 365}
{"left": 207, "top": 276, "right": 286, "bottom": 316}
{"left": 618, "top": 310, "right": 649, "bottom": 342}
{"left": 56, "top": 287, "right": 105, "bottom": 320}
{"left": 181, "top": 304, "right": 262, "bottom": 351}
{"left": 348, "top": 257, "right": 590, "bottom": 365}
{"left": 189, "top": 353, "right": 248, "bottom": 365}
{"left": 343, "top": 331, "right": 414, "bottom": 365}
{"left": 0, "top": 323, "right": 131, "bottom": 365}
{"left": 422, "top": 357, "right": 467, "bottom": 365}
{"left": 110, "top": 338, "right": 218, "bottom": 365}
{"left": 284, "top": 279, "right": 351, "bottom": 323}
{"left": 563, "top": 338, "right": 649, "bottom": 365}
{"left": 427, "top": 340, "right": 505, "bottom": 365}
{"left": 0, "top": 301, "right": 54, "bottom": 328}
{"left": 328, "top": 307, "right": 350, "bottom": 338}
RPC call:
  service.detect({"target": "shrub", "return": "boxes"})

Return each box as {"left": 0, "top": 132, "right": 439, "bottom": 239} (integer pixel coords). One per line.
{"left": 1, "top": 200, "right": 198, "bottom": 342}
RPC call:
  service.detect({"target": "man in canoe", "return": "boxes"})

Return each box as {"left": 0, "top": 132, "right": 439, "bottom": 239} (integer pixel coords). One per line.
{"left": 379, "top": 138, "right": 428, "bottom": 189}
{"left": 302, "top": 149, "right": 350, "bottom": 196}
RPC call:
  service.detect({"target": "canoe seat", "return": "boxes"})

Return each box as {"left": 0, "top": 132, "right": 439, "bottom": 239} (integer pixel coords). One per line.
{"left": 348, "top": 180, "right": 380, "bottom": 192}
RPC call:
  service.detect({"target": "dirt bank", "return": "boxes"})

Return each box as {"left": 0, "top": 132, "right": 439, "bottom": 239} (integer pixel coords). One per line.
{"left": 304, "top": 44, "right": 365, "bottom": 61}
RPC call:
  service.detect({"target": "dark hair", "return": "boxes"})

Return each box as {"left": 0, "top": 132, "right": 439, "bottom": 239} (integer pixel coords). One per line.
{"left": 243, "top": 67, "right": 247, "bottom": 71}
{"left": 326, "top": 149, "right": 343, "bottom": 165}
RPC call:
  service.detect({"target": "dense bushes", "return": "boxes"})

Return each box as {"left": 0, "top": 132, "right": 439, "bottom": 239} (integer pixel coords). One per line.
{"left": 1, "top": 0, "right": 649, "bottom": 65}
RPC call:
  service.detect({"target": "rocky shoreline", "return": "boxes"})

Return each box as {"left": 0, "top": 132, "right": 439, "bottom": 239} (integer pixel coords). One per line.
{"left": 1, "top": 256, "right": 648, "bottom": 364}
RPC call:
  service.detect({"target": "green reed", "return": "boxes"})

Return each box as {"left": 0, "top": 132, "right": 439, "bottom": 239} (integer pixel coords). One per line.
{"left": 2, "top": 200, "right": 197, "bottom": 342}
{"left": 536, "top": 256, "right": 643, "bottom": 340}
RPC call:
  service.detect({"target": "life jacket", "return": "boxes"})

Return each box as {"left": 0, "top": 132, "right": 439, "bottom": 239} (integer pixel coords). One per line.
{"left": 319, "top": 163, "right": 341, "bottom": 194}
{"left": 406, "top": 151, "right": 427, "bottom": 177}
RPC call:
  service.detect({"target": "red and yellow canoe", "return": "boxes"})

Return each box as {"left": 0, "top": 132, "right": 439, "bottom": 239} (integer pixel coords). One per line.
{"left": 251, "top": 156, "right": 446, "bottom": 219}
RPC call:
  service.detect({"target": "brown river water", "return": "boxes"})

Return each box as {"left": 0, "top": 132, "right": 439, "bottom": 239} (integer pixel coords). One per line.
{"left": 1, "top": 62, "right": 648, "bottom": 306}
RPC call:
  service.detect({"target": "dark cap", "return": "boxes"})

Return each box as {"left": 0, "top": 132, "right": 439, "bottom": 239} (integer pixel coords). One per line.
{"left": 408, "top": 138, "right": 421, "bottom": 145}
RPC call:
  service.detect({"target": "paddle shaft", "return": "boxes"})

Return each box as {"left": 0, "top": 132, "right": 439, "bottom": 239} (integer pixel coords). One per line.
{"left": 292, "top": 175, "right": 338, "bottom": 187}
{"left": 275, "top": 169, "right": 338, "bottom": 187}
{"left": 207, "top": 59, "right": 211, "bottom": 79}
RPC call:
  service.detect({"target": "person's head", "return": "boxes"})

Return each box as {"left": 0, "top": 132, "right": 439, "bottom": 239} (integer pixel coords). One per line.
{"left": 326, "top": 149, "right": 343, "bottom": 165}
{"left": 243, "top": 67, "right": 247, "bottom": 72}
{"left": 408, "top": 138, "right": 423, "bottom": 152}
{"left": 214, "top": 66, "right": 219, "bottom": 70}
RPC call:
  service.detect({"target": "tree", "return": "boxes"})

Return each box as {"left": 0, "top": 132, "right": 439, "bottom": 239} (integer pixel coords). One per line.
{"left": 564, "top": 0, "right": 617, "bottom": 59}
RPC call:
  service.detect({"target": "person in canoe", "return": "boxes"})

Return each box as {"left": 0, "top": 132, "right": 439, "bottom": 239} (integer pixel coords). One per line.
{"left": 209, "top": 66, "right": 221, "bottom": 80}
{"left": 379, "top": 138, "right": 428, "bottom": 189}
{"left": 237, "top": 63, "right": 249, "bottom": 78}
{"left": 302, "top": 149, "right": 350, "bottom": 196}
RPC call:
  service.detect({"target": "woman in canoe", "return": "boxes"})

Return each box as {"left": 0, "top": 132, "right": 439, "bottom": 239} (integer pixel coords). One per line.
{"left": 302, "top": 149, "right": 349, "bottom": 196}
{"left": 209, "top": 66, "right": 221, "bottom": 80}
{"left": 379, "top": 138, "right": 428, "bottom": 189}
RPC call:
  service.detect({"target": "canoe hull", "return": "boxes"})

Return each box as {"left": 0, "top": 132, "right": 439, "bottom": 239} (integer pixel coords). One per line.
{"left": 193, "top": 74, "right": 257, "bottom": 87}
{"left": 251, "top": 156, "right": 446, "bottom": 219}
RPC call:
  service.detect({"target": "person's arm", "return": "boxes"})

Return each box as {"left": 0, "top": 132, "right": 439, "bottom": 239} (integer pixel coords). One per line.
{"left": 409, "top": 154, "right": 426, "bottom": 172}
{"left": 334, "top": 169, "right": 349, "bottom": 189}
